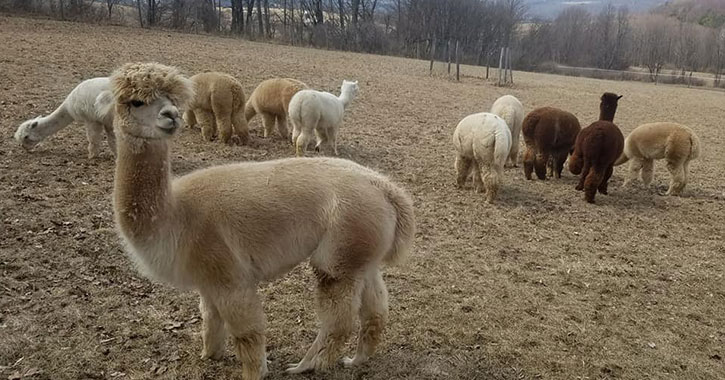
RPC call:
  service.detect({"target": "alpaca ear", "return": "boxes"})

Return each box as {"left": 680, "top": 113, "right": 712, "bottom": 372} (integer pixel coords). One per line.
{"left": 617, "top": 95, "right": 623, "bottom": 100}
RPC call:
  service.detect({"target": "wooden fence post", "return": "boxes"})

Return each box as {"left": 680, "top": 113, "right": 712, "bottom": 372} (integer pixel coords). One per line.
{"left": 429, "top": 36, "right": 437, "bottom": 75}
{"left": 447, "top": 40, "right": 452, "bottom": 75}
{"left": 498, "top": 47, "right": 505, "bottom": 86}
{"left": 455, "top": 40, "right": 460, "bottom": 81}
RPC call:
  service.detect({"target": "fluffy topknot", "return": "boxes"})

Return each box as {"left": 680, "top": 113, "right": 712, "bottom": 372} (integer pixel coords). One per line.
{"left": 111, "top": 62, "right": 194, "bottom": 109}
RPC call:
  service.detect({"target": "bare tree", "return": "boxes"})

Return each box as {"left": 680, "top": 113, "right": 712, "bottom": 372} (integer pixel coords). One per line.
{"left": 231, "top": 0, "right": 245, "bottom": 35}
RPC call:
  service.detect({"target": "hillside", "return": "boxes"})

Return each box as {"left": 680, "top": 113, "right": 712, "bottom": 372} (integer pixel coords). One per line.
{"left": 654, "top": 0, "right": 725, "bottom": 27}
{"left": 525, "top": 0, "right": 665, "bottom": 19}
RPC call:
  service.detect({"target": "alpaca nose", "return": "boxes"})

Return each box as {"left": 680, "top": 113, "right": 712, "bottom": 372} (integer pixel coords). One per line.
{"left": 160, "top": 107, "right": 179, "bottom": 120}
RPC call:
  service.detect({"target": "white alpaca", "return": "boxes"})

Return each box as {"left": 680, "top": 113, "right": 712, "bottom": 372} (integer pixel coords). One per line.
{"left": 288, "top": 80, "right": 359, "bottom": 156}
{"left": 110, "top": 63, "right": 415, "bottom": 380}
{"left": 615, "top": 122, "right": 701, "bottom": 195}
{"left": 490, "top": 95, "right": 524, "bottom": 167}
{"left": 14, "top": 77, "right": 116, "bottom": 159}
{"left": 453, "top": 112, "right": 512, "bottom": 203}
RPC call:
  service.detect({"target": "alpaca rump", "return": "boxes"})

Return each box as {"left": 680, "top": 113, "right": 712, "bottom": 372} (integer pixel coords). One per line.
{"left": 490, "top": 95, "right": 524, "bottom": 167}
{"left": 289, "top": 80, "right": 359, "bottom": 156}
{"left": 521, "top": 107, "right": 581, "bottom": 180}
{"left": 616, "top": 122, "right": 700, "bottom": 195}
{"left": 569, "top": 93, "right": 624, "bottom": 203}
{"left": 110, "top": 63, "right": 414, "bottom": 380}
{"left": 452, "top": 112, "right": 512, "bottom": 203}
{"left": 183, "top": 72, "right": 249, "bottom": 145}
{"left": 14, "top": 77, "right": 116, "bottom": 159}
{"left": 245, "top": 78, "right": 308, "bottom": 139}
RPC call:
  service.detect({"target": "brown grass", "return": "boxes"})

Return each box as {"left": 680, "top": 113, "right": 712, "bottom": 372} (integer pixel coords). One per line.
{"left": 1, "top": 15, "right": 724, "bottom": 380}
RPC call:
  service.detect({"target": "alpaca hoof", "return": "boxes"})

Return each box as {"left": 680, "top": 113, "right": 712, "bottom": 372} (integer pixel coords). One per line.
{"left": 342, "top": 356, "right": 368, "bottom": 368}
{"left": 230, "top": 136, "right": 241, "bottom": 146}
{"left": 286, "top": 361, "right": 314, "bottom": 374}
{"left": 200, "top": 350, "right": 224, "bottom": 361}
{"left": 575, "top": 185, "right": 583, "bottom": 191}
{"left": 599, "top": 189, "right": 608, "bottom": 195}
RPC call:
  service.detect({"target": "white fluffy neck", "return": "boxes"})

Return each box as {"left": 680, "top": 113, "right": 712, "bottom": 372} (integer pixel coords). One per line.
{"left": 338, "top": 87, "right": 356, "bottom": 109}
{"left": 35, "top": 103, "right": 75, "bottom": 139}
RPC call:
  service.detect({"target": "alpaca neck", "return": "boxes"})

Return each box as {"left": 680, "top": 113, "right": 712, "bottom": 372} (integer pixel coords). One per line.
{"left": 599, "top": 109, "right": 617, "bottom": 122}
{"left": 338, "top": 90, "right": 356, "bottom": 109}
{"left": 37, "top": 103, "right": 75, "bottom": 138}
{"left": 113, "top": 131, "right": 174, "bottom": 244}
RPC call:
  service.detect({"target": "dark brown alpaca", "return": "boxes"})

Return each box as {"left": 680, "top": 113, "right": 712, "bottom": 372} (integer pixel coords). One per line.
{"left": 522, "top": 107, "right": 581, "bottom": 180}
{"left": 569, "top": 92, "right": 625, "bottom": 203}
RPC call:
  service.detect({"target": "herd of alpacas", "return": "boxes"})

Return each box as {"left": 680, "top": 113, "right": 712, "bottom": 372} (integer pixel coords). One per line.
{"left": 13, "top": 62, "right": 701, "bottom": 380}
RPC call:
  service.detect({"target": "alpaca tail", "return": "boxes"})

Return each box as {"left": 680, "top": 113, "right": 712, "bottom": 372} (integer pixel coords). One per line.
{"left": 614, "top": 151, "right": 629, "bottom": 166}
{"left": 377, "top": 181, "right": 416, "bottom": 266}
{"left": 244, "top": 100, "right": 256, "bottom": 122}
{"left": 494, "top": 124, "right": 512, "bottom": 168}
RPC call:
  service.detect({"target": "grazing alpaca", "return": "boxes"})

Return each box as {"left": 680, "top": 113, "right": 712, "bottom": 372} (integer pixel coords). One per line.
{"left": 615, "top": 122, "right": 700, "bottom": 195}
{"left": 490, "top": 95, "right": 524, "bottom": 167}
{"left": 521, "top": 107, "right": 581, "bottom": 180}
{"left": 452, "top": 112, "right": 512, "bottom": 203}
{"left": 288, "top": 80, "right": 359, "bottom": 156}
{"left": 569, "top": 92, "right": 624, "bottom": 203}
{"left": 14, "top": 77, "right": 116, "bottom": 159}
{"left": 183, "top": 72, "right": 249, "bottom": 145}
{"left": 111, "top": 63, "right": 415, "bottom": 380}
{"left": 245, "top": 78, "right": 308, "bottom": 139}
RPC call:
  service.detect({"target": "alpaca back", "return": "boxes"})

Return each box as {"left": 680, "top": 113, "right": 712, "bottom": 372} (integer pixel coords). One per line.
{"left": 522, "top": 107, "right": 580, "bottom": 150}
{"left": 65, "top": 77, "right": 113, "bottom": 123}
{"left": 490, "top": 95, "right": 524, "bottom": 139}
{"left": 289, "top": 90, "right": 343, "bottom": 131}
{"left": 454, "top": 113, "right": 511, "bottom": 167}
{"left": 190, "top": 72, "right": 245, "bottom": 114}
{"left": 247, "top": 78, "right": 308, "bottom": 119}
{"left": 575, "top": 121, "right": 624, "bottom": 168}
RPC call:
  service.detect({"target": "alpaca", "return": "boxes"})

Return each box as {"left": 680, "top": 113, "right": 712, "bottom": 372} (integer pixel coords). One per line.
{"left": 452, "top": 112, "right": 512, "bottom": 203}
{"left": 245, "top": 78, "right": 308, "bottom": 139}
{"left": 615, "top": 122, "right": 700, "bottom": 195}
{"left": 110, "top": 63, "right": 415, "bottom": 380}
{"left": 288, "top": 80, "right": 359, "bottom": 156}
{"left": 521, "top": 106, "right": 581, "bottom": 180}
{"left": 490, "top": 95, "right": 524, "bottom": 167}
{"left": 14, "top": 77, "right": 116, "bottom": 159}
{"left": 183, "top": 72, "right": 249, "bottom": 145}
{"left": 569, "top": 93, "right": 624, "bottom": 203}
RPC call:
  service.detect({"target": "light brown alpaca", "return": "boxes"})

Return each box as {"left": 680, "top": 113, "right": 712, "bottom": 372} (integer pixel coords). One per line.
{"left": 183, "top": 72, "right": 249, "bottom": 145}
{"left": 615, "top": 122, "right": 700, "bottom": 195}
{"left": 111, "top": 63, "right": 415, "bottom": 380}
{"left": 245, "top": 78, "right": 308, "bottom": 139}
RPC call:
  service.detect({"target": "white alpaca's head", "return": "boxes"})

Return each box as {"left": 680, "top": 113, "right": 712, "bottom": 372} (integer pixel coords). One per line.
{"left": 110, "top": 62, "right": 194, "bottom": 140}
{"left": 341, "top": 80, "right": 359, "bottom": 98}
{"left": 14, "top": 117, "right": 44, "bottom": 149}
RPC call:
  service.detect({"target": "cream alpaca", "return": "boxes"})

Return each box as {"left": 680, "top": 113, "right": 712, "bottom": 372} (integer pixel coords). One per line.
{"left": 490, "top": 95, "right": 524, "bottom": 167}
{"left": 453, "top": 112, "right": 512, "bottom": 203}
{"left": 183, "top": 72, "right": 249, "bottom": 145}
{"left": 288, "top": 80, "right": 359, "bottom": 156}
{"left": 14, "top": 77, "right": 115, "bottom": 159}
{"left": 111, "top": 63, "right": 415, "bottom": 380}
{"left": 245, "top": 78, "right": 308, "bottom": 139}
{"left": 615, "top": 122, "right": 700, "bottom": 195}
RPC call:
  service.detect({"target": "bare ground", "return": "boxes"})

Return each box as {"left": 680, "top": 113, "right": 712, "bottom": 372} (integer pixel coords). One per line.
{"left": 1, "top": 15, "right": 724, "bottom": 380}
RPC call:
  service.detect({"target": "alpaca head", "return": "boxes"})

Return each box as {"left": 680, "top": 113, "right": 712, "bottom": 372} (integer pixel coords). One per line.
{"left": 14, "top": 117, "right": 44, "bottom": 150}
{"left": 110, "top": 62, "right": 194, "bottom": 139}
{"left": 341, "top": 80, "right": 359, "bottom": 98}
{"left": 599, "top": 92, "right": 622, "bottom": 122}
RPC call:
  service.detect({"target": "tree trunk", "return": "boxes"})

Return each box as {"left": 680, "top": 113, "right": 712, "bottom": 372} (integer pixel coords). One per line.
{"left": 429, "top": 36, "right": 436, "bottom": 75}
{"left": 455, "top": 40, "right": 460, "bottom": 81}
{"left": 256, "top": 0, "right": 263, "bottom": 37}
{"left": 231, "top": 0, "right": 244, "bottom": 35}
{"left": 136, "top": 0, "right": 144, "bottom": 28}
{"left": 447, "top": 40, "right": 452, "bottom": 75}
{"left": 59, "top": 0, "right": 65, "bottom": 20}
{"left": 338, "top": 0, "right": 345, "bottom": 31}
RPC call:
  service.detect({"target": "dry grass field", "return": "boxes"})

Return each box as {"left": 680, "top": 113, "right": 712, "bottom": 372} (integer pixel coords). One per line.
{"left": 1, "top": 15, "right": 724, "bottom": 380}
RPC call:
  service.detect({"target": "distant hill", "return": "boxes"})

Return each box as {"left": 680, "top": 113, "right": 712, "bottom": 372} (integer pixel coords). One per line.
{"left": 524, "top": 0, "right": 666, "bottom": 19}
{"left": 653, "top": 0, "right": 725, "bottom": 27}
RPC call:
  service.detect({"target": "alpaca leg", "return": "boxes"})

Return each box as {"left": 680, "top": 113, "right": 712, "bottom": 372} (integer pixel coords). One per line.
{"left": 483, "top": 163, "right": 501, "bottom": 204}
{"left": 552, "top": 151, "right": 567, "bottom": 179}
{"left": 472, "top": 162, "right": 485, "bottom": 193}
{"left": 665, "top": 160, "right": 686, "bottom": 196}
{"left": 287, "top": 272, "right": 360, "bottom": 373}
{"left": 343, "top": 269, "right": 388, "bottom": 367}
{"left": 641, "top": 159, "right": 654, "bottom": 187}
{"left": 623, "top": 158, "right": 643, "bottom": 187}
{"left": 86, "top": 122, "right": 105, "bottom": 159}
{"left": 534, "top": 151, "right": 549, "bottom": 180}
{"left": 546, "top": 156, "right": 554, "bottom": 178}
{"left": 183, "top": 109, "right": 198, "bottom": 128}
{"left": 276, "top": 114, "right": 289, "bottom": 139}
{"left": 216, "top": 288, "right": 268, "bottom": 380}
{"left": 103, "top": 123, "right": 117, "bottom": 157}
{"left": 199, "top": 294, "right": 227, "bottom": 360}
{"left": 215, "top": 114, "right": 234, "bottom": 145}
{"left": 584, "top": 168, "right": 604, "bottom": 203}
{"left": 295, "top": 130, "right": 312, "bottom": 157}
{"left": 455, "top": 155, "right": 473, "bottom": 188}
{"left": 291, "top": 121, "right": 301, "bottom": 146}
{"left": 523, "top": 147, "right": 535, "bottom": 180}
{"left": 507, "top": 141, "right": 520, "bottom": 168}
{"left": 261, "top": 112, "right": 276, "bottom": 138}
{"left": 328, "top": 127, "right": 339, "bottom": 156}
{"left": 598, "top": 165, "right": 613, "bottom": 195}
{"left": 576, "top": 161, "right": 591, "bottom": 191}
{"left": 232, "top": 109, "right": 250, "bottom": 145}
{"left": 197, "top": 110, "right": 217, "bottom": 141}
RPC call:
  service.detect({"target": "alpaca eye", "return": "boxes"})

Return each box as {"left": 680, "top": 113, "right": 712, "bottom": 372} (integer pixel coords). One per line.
{"left": 130, "top": 100, "right": 145, "bottom": 108}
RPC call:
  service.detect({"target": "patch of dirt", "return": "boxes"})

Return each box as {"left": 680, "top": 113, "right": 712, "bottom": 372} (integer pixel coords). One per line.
{"left": 1, "top": 15, "right": 724, "bottom": 380}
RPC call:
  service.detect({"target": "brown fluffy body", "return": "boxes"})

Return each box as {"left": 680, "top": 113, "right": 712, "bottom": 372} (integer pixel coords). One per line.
{"left": 521, "top": 107, "right": 581, "bottom": 180}
{"left": 111, "top": 63, "right": 415, "bottom": 380}
{"left": 183, "top": 72, "right": 249, "bottom": 145}
{"left": 568, "top": 93, "right": 624, "bottom": 203}
{"left": 615, "top": 122, "right": 701, "bottom": 195}
{"left": 245, "top": 78, "right": 308, "bottom": 139}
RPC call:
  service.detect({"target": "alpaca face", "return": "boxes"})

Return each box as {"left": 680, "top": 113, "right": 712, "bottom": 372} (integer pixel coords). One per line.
{"left": 342, "top": 80, "right": 359, "bottom": 97}
{"left": 14, "top": 118, "right": 42, "bottom": 149}
{"left": 117, "top": 96, "right": 183, "bottom": 139}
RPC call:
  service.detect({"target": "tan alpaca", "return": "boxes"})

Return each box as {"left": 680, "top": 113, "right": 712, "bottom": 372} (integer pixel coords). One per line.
{"left": 183, "top": 72, "right": 249, "bottom": 145}
{"left": 245, "top": 78, "right": 308, "bottom": 139}
{"left": 110, "top": 63, "right": 415, "bottom": 380}
{"left": 615, "top": 122, "right": 700, "bottom": 195}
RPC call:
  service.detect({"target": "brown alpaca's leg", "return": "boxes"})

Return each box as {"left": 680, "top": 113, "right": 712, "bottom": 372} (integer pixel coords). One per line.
{"left": 455, "top": 155, "right": 473, "bottom": 188}
{"left": 86, "top": 122, "right": 104, "bottom": 159}
{"left": 584, "top": 168, "right": 604, "bottom": 203}
{"left": 623, "top": 158, "right": 643, "bottom": 187}
{"left": 343, "top": 269, "right": 388, "bottom": 367}
{"left": 641, "top": 159, "right": 654, "bottom": 187}
{"left": 598, "top": 165, "right": 613, "bottom": 195}
{"left": 552, "top": 151, "right": 568, "bottom": 179}
{"left": 523, "top": 147, "right": 535, "bottom": 180}
{"left": 287, "top": 271, "right": 360, "bottom": 373}
{"left": 103, "top": 123, "right": 117, "bottom": 158}
{"left": 534, "top": 151, "right": 549, "bottom": 180}
{"left": 666, "top": 160, "right": 686, "bottom": 196}
{"left": 576, "top": 160, "right": 590, "bottom": 191}
{"left": 261, "top": 112, "right": 276, "bottom": 138}
{"left": 216, "top": 288, "right": 267, "bottom": 380}
{"left": 276, "top": 114, "right": 289, "bottom": 139}
{"left": 199, "top": 294, "right": 227, "bottom": 360}
{"left": 196, "top": 110, "right": 217, "bottom": 142}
